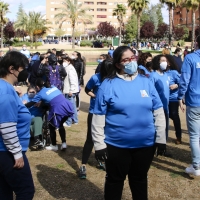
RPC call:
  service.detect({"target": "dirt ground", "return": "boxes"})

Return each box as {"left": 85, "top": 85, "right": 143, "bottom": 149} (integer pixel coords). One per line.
{"left": 21, "top": 66, "right": 200, "bottom": 200}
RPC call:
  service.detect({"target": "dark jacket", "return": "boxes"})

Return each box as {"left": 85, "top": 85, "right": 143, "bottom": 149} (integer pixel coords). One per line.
{"left": 73, "top": 58, "right": 84, "bottom": 85}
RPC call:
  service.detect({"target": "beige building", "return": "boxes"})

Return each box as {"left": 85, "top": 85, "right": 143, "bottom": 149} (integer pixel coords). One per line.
{"left": 46, "top": 0, "right": 132, "bottom": 39}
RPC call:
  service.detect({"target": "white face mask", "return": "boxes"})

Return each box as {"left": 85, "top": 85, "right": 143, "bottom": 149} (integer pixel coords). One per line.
{"left": 160, "top": 61, "right": 168, "bottom": 71}
{"left": 71, "top": 55, "right": 75, "bottom": 59}
{"left": 179, "top": 52, "right": 182, "bottom": 56}
{"left": 23, "top": 47, "right": 26, "bottom": 51}
{"left": 63, "top": 62, "right": 69, "bottom": 67}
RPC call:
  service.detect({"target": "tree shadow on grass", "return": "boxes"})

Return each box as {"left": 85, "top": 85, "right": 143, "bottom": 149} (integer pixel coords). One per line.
{"left": 169, "top": 125, "right": 188, "bottom": 135}
{"left": 36, "top": 164, "right": 104, "bottom": 200}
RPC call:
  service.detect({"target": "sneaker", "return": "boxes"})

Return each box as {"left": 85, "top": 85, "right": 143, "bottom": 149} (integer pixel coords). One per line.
{"left": 63, "top": 122, "right": 71, "bottom": 127}
{"left": 79, "top": 166, "right": 86, "bottom": 179}
{"left": 98, "top": 161, "right": 106, "bottom": 171}
{"left": 185, "top": 165, "right": 200, "bottom": 176}
{"left": 33, "top": 139, "right": 43, "bottom": 147}
{"left": 45, "top": 144, "right": 58, "bottom": 151}
{"left": 60, "top": 142, "right": 67, "bottom": 151}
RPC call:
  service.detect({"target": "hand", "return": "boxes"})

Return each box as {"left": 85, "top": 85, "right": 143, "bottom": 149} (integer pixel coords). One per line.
{"left": 14, "top": 157, "right": 24, "bottom": 168}
{"left": 14, "top": 86, "right": 22, "bottom": 97}
{"left": 22, "top": 100, "right": 27, "bottom": 104}
{"left": 170, "top": 84, "right": 178, "bottom": 90}
{"left": 179, "top": 99, "right": 185, "bottom": 113}
{"left": 34, "top": 101, "right": 42, "bottom": 107}
{"left": 95, "top": 148, "right": 107, "bottom": 162}
{"left": 155, "top": 143, "right": 166, "bottom": 156}
{"left": 68, "top": 92, "right": 72, "bottom": 97}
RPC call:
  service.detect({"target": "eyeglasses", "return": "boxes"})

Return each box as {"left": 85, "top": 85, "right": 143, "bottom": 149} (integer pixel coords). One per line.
{"left": 120, "top": 56, "right": 136, "bottom": 64}
{"left": 28, "top": 91, "right": 36, "bottom": 94}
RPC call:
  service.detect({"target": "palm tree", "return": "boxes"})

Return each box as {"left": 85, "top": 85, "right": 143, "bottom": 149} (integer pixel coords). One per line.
{"left": 183, "top": 0, "right": 200, "bottom": 49}
{"left": 128, "top": 0, "right": 149, "bottom": 48}
{"left": 113, "top": 4, "right": 126, "bottom": 46}
{"left": 0, "top": 1, "right": 9, "bottom": 49}
{"left": 15, "top": 11, "right": 49, "bottom": 49}
{"left": 55, "top": 0, "right": 92, "bottom": 49}
{"left": 160, "top": 0, "right": 182, "bottom": 45}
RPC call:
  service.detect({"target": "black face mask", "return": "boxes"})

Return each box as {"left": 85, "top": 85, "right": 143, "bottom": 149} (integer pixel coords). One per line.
{"left": 17, "top": 69, "right": 29, "bottom": 82}
{"left": 58, "top": 60, "right": 63, "bottom": 65}
{"left": 146, "top": 61, "right": 152, "bottom": 68}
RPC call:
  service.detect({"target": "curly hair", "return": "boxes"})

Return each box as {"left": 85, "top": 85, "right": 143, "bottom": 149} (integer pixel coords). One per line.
{"left": 152, "top": 55, "right": 166, "bottom": 71}
{"left": 137, "top": 52, "right": 152, "bottom": 68}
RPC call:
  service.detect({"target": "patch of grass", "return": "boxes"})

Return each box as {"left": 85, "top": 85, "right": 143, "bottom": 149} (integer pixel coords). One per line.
{"left": 87, "top": 62, "right": 98, "bottom": 65}
{"left": 141, "top": 49, "right": 162, "bottom": 54}
{"left": 169, "top": 172, "right": 180, "bottom": 178}
{"left": 68, "top": 128, "right": 80, "bottom": 133}
{"left": 56, "top": 164, "right": 65, "bottom": 169}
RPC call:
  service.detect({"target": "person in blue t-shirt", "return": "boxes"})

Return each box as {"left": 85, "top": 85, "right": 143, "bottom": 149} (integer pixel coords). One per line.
{"left": 78, "top": 59, "right": 111, "bottom": 179}
{"left": 91, "top": 46, "right": 166, "bottom": 200}
{"left": 165, "top": 55, "right": 182, "bottom": 144}
{"left": 108, "top": 46, "right": 115, "bottom": 58}
{"left": 178, "top": 36, "right": 200, "bottom": 176}
{"left": 25, "top": 78, "right": 74, "bottom": 151}
{"left": 138, "top": 52, "right": 153, "bottom": 77}
{"left": 0, "top": 51, "right": 34, "bottom": 199}
{"left": 21, "top": 85, "right": 44, "bottom": 147}
{"left": 150, "top": 55, "right": 170, "bottom": 142}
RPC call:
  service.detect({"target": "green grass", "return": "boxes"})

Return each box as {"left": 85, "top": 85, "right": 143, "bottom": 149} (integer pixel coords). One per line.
{"left": 56, "top": 164, "right": 65, "bottom": 169}
{"left": 87, "top": 62, "right": 98, "bottom": 65}
{"left": 169, "top": 172, "right": 180, "bottom": 178}
{"left": 141, "top": 49, "right": 162, "bottom": 53}
{"left": 68, "top": 128, "right": 80, "bottom": 133}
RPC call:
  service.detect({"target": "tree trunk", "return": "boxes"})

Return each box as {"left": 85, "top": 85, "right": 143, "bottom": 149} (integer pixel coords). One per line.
{"left": 137, "top": 13, "right": 141, "bottom": 49}
{"left": 191, "top": 10, "right": 195, "bottom": 50}
{"left": 72, "top": 25, "right": 75, "bottom": 49}
{"left": 119, "top": 20, "right": 122, "bottom": 46}
{"left": 35, "top": 35, "right": 38, "bottom": 49}
{"left": 169, "top": 4, "right": 173, "bottom": 46}
{"left": 1, "top": 24, "right": 3, "bottom": 49}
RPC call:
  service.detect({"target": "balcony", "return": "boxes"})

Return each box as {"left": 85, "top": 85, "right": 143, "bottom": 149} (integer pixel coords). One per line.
{"left": 97, "top": 2, "right": 107, "bottom": 5}
{"left": 97, "top": 8, "right": 107, "bottom": 12}
{"left": 97, "top": 15, "right": 107, "bottom": 18}
{"left": 84, "top": 1, "right": 94, "bottom": 4}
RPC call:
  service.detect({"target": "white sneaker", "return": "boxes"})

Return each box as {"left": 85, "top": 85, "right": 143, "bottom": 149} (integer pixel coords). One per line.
{"left": 45, "top": 144, "right": 58, "bottom": 151}
{"left": 60, "top": 142, "right": 67, "bottom": 151}
{"left": 185, "top": 164, "right": 200, "bottom": 176}
{"left": 63, "top": 122, "right": 71, "bottom": 127}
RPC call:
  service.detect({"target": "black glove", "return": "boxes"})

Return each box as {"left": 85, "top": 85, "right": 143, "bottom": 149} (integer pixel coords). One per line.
{"left": 95, "top": 148, "right": 107, "bottom": 162}
{"left": 155, "top": 143, "right": 166, "bottom": 156}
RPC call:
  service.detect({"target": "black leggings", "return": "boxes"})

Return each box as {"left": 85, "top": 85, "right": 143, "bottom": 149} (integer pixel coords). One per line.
{"left": 82, "top": 113, "right": 93, "bottom": 164}
{"left": 49, "top": 117, "right": 68, "bottom": 145}
{"left": 105, "top": 144, "right": 155, "bottom": 200}
{"left": 169, "top": 101, "right": 182, "bottom": 138}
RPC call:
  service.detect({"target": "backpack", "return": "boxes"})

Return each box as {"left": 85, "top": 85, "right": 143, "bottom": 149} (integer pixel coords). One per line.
{"left": 47, "top": 65, "right": 63, "bottom": 90}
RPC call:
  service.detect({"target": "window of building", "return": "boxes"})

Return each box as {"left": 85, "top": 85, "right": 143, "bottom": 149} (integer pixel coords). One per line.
{"left": 97, "top": 8, "right": 107, "bottom": 11}
{"left": 113, "top": 16, "right": 117, "bottom": 18}
{"left": 84, "top": 1, "right": 94, "bottom": 4}
{"left": 89, "top": 9, "right": 94, "bottom": 11}
{"left": 51, "top": 8, "right": 55, "bottom": 11}
{"left": 97, "top": 2, "right": 107, "bottom": 5}
{"left": 97, "top": 15, "right": 107, "bottom": 18}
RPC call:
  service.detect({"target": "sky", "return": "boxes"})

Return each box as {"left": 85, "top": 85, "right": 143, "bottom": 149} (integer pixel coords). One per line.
{"left": 6, "top": 0, "right": 168, "bottom": 23}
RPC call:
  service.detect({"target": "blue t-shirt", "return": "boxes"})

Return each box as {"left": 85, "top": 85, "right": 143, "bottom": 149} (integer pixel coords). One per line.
{"left": 86, "top": 73, "right": 101, "bottom": 113}
{"left": 20, "top": 49, "right": 30, "bottom": 59}
{"left": 166, "top": 70, "right": 180, "bottom": 102}
{"left": 21, "top": 93, "right": 44, "bottom": 118}
{"left": 108, "top": 50, "right": 114, "bottom": 58}
{"left": 93, "top": 75, "right": 163, "bottom": 148}
{"left": 31, "top": 86, "right": 62, "bottom": 104}
{"left": 149, "top": 71, "right": 169, "bottom": 111}
{"left": 0, "top": 80, "right": 31, "bottom": 151}
{"left": 138, "top": 65, "right": 152, "bottom": 77}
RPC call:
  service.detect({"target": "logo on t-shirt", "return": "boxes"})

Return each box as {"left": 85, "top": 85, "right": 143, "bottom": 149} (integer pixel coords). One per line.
{"left": 196, "top": 62, "right": 200, "bottom": 68}
{"left": 140, "top": 90, "right": 149, "bottom": 97}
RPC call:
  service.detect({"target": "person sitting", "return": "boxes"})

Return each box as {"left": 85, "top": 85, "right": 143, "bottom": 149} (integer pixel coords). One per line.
{"left": 21, "top": 85, "right": 44, "bottom": 147}
{"left": 25, "top": 78, "right": 74, "bottom": 151}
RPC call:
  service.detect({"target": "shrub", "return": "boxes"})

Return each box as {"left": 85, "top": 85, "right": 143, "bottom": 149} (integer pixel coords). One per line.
{"left": 80, "top": 40, "right": 93, "bottom": 47}
{"left": 12, "top": 42, "right": 42, "bottom": 47}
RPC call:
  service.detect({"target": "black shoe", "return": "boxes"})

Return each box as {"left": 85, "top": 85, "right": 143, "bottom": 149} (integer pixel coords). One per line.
{"left": 79, "top": 166, "right": 86, "bottom": 179}
{"left": 163, "top": 152, "right": 172, "bottom": 158}
{"left": 98, "top": 161, "right": 106, "bottom": 171}
{"left": 33, "top": 139, "right": 43, "bottom": 147}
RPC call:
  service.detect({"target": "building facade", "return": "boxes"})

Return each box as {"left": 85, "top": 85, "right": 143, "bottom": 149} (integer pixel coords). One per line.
{"left": 173, "top": 6, "right": 200, "bottom": 31}
{"left": 46, "top": 0, "right": 132, "bottom": 38}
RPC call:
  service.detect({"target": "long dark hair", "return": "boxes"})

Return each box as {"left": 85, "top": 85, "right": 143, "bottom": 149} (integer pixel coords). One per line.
{"left": 100, "top": 59, "right": 113, "bottom": 81}
{"left": 137, "top": 52, "right": 152, "bottom": 68}
{"left": 107, "top": 46, "right": 133, "bottom": 79}
{"left": 75, "top": 51, "right": 83, "bottom": 61}
{"left": 165, "top": 54, "right": 179, "bottom": 71}
{"left": 152, "top": 55, "right": 165, "bottom": 71}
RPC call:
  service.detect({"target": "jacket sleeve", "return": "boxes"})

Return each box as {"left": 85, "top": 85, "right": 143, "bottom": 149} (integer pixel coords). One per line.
{"left": 59, "top": 65, "right": 67, "bottom": 80}
{"left": 37, "top": 63, "right": 45, "bottom": 77}
{"left": 79, "top": 62, "right": 84, "bottom": 85}
{"left": 178, "top": 57, "right": 191, "bottom": 100}
{"left": 68, "top": 69, "right": 78, "bottom": 93}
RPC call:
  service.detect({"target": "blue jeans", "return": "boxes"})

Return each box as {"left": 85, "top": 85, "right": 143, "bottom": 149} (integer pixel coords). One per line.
{"left": 65, "top": 94, "right": 78, "bottom": 125}
{"left": 186, "top": 106, "right": 200, "bottom": 169}
{"left": 0, "top": 151, "right": 35, "bottom": 200}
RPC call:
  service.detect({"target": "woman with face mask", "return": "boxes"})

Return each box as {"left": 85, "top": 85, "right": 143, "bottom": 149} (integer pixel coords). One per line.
{"left": 138, "top": 52, "right": 153, "bottom": 77}
{"left": 0, "top": 52, "right": 35, "bottom": 199}
{"left": 150, "top": 55, "right": 170, "bottom": 150}
{"left": 62, "top": 56, "right": 79, "bottom": 127}
{"left": 91, "top": 46, "right": 166, "bottom": 200}
{"left": 165, "top": 55, "right": 182, "bottom": 144}
{"left": 21, "top": 86, "right": 44, "bottom": 147}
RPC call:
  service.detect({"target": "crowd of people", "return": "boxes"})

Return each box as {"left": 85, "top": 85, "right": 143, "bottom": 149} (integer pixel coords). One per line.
{"left": 0, "top": 37, "right": 200, "bottom": 199}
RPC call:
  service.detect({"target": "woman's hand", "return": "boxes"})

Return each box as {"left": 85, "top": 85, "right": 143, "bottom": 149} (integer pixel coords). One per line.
{"left": 14, "top": 157, "right": 24, "bottom": 168}
{"left": 22, "top": 100, "right": 27, "bottom": 104}
{"left": 179, "top": 99, "right": 185, "bottom": 113}
{"left": 68, "top": 92, "right": 72, "bottom": 97}
{"left": 169, "top": 84, "right": 178, "bottom": 90}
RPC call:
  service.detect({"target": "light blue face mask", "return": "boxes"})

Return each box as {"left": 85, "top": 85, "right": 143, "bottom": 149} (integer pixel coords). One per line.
{"left": 97, "top": 59, "right": 103, "bottom": 63}
{"left": 124, "top": 61, "right": 138, "bottom": 74}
